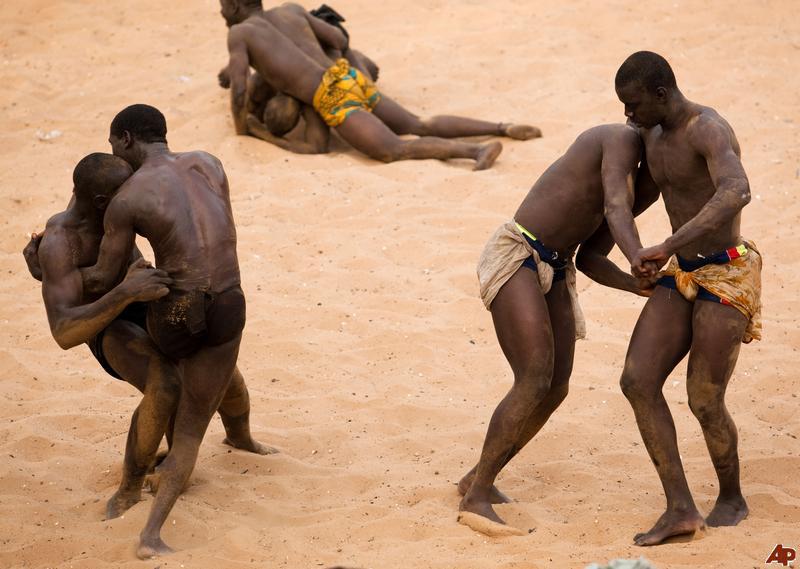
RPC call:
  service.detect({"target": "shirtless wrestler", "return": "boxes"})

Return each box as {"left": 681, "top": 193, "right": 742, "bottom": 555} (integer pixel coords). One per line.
{"left": 457, "top": 124, "right": 661, "bottom": 536}
{"left": 615, "top": 51, "right": 761, "bottom": 546}
{"left": 79, "top": 105, "right": 254, "bottom": 558}
{"left": 23, "top": 153, "right": 273, "bottom": 525}
{"left": 221, "top": 0, "right": 541, "bottom": 168}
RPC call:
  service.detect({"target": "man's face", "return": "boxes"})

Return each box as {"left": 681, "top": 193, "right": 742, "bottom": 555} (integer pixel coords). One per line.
{"left": 220, "top": 0, "right": 240, "bottom": 27}
{"left": 616, "top": 81, "right": 664, "bottom": 129}
{"left": 108, "top": 131, "right": 135, "bottom": 166}
{"left": 93, "top": 182, "right": 123, "bottom": 212}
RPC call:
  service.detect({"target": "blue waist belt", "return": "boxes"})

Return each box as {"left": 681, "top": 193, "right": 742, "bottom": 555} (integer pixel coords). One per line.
{"left": 656, "top": 244, "right": 747, "bottom": 305}
{"left": 515, "top": 222, "right": 567, "bottom": 281}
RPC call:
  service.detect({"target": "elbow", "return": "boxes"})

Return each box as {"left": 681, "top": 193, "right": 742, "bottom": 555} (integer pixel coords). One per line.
{"left": 739, "top": 186, "right": 752, "bottom": 208}
{"left": 56, "top": 338, "right": 78, "bottom": 351}
{"left": 575, "top": 251, "right": 592, "bottom": 274}
{"left": 334, "top": 30, "right": 349, "bottom": 52}
{"left": 603, "top": 202, "right": 629, "bottom": 222}
{"left": 84, "top": 274, "right": 109, "bottom": 297}
{"left": 52, "top": 327, "right": 80, "bottom": 350}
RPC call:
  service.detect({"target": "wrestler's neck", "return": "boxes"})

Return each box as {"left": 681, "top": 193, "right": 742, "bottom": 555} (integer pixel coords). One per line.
{"left": 131, "top": 142, "right": 171, "bottom": 170}
{"left": 69, "top": 200, "right": 105, "bottom": 232}
{"left": 660, "top": 90, "right": 693, "bottom": 131}
{"left": 240, "top": 6, "right": 261, "bottom": 20}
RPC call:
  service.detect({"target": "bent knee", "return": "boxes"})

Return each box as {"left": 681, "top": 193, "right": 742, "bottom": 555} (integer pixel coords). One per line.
{"left": 512, "top": 367, "right": 554, "bottom": 401}
{"left": 620, "top": 368, "right": 651, "bottom": 401}
{"left": 411, "top": 118, "right": 433, "bottom": 136}
{"left": 151, "top": 364, "right": 181, "bottom": 397}
{"left": 688, "top": 392, "right": 725, "bottom": 424}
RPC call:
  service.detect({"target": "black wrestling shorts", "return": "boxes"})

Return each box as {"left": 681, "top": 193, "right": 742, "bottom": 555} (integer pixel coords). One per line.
{"left": 146, "top": 285, "right": 246, "bottom": 360}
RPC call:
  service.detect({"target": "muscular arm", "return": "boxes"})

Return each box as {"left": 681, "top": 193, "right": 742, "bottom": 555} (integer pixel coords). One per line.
{"left": 662, "top": 119, "right": 750, "bottom": 254}
{"left": 39, "top": 230, "right": 161, "bottom": 349}
{"left": 81, "top": 197, "right": 137, "bottom": 295}
{"left": 600, "top": 128, "right": 645, "bottom": 263}
{"left": 246, "top": 108, "right": 330, "bottom": 154}
{"left": 576, "top": 171, "right": 661, "bottom": 295}
{"left": 303, "top": 10, "right": 348, "bottom": 52}
{"left": 227, "top": 28, "right": 251, "bottom": 135}
{"left": 24, "top": 231, "right": 142, "bottom": 284}
{"left": 575, "top": 223, "right": 644, "bottom": 294}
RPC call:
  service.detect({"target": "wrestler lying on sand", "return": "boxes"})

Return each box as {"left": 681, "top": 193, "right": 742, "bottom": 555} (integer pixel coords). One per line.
{"left": 23, "top": 152, "right": 274, "bottom": 524}
{"left": 457, "top": 124, "right": 661, "bottom": 536}
{"left": 217, "top": 5, "right": 379, "bottom": 154}
{"left": 221, "top": 0, "right": 541, "bottom": 168}
{"left": 615, "top": 51, "right": 761, "bottom": 546}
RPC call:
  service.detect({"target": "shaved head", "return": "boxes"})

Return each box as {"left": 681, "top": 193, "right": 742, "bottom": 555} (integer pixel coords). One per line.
{"left": 72, "top": 153, "right": 133, "bottom": 203}
{"left": 264, "top": 93, "right": 301, "bottom": 136}
{"left": 615, "top": 51, "right": 677, "bottom": 93}
{"left": 110, "top": 104, "right": 168, "bottom": 144}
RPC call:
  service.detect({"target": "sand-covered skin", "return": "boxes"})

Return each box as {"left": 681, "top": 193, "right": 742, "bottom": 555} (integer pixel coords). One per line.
{"left": 1, "top": 1, "right": 799, "bottom": 567}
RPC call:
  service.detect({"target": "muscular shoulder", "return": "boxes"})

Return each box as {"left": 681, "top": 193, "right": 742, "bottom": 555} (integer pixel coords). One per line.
{"left": 686, "top": 108, "right": 740, "bottom": 157}
{"left": 43, "top": 210, "right": 70, "bottom": 233}
{"left": 571, "top": 124, "right": 640, "bottom": 161}
{"left": 38, "top": 221, "right": 76, "bottom": 274}
{"left": 178, "top": 151, "right": 227, "bottom": 185}
{"left": 179, "top": 150, "right": 224, "bottom": 172}
{"left": 280, "top": 2, "right": 306, "bottom": 14}
{"left": 576, "top": 123, "right": 636, "bottom": 145}
{"left": 106, "top": 175, "right": 149, "bottom": 217}
{"left": 227, "top": 21, "right": 253, "bottom": 45}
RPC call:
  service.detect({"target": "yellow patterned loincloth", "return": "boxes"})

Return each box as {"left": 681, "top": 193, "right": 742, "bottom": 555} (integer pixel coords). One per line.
{"left": 659, "top": 240, "right": 762, "bottom": 343}
{"left": 312, "top": 59, "right": 381, "bottom": 127}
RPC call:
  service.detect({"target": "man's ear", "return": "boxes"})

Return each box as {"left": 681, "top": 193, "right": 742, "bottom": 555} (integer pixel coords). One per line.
{"left": 93, "top": 194, "right": 110, "bottom": 210}
{"left": 122, "top": 130, "right": 134, "bottom": 148}
{"left": 655, "top": 86, "right": 668, "bottom": 101}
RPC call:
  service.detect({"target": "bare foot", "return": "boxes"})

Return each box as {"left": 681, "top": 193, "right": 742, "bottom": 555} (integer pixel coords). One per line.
{"left": 457, "top": 511, "right": 525, "bottom": 537}
{"left": 474, "top": 142, "right": 503, "bottom": 171}
{"left": 105, "top": 489, "right": 141, "bottom": 520}
{"left": 457, "top": 471, "right": 513, "bottom": 504}
{"left": 223, "top": 436, "right": 279, "bottom": 455}
{"left": 634, "top": 509, "right": 706, "bottom": 546}
{"left": 459, "top": 494, "right": 502, "bottom": 523}
{"left": 501, "top": 124, "right": 543, "bottom": 140}
{"left": 706, "top": 496, "right": 748, "bottom": 526}
{"left": 144, "top": 471, "right": 161, "bottom": 494}
{"left": 137, "top": 535, "right": 174, "bottom": 559}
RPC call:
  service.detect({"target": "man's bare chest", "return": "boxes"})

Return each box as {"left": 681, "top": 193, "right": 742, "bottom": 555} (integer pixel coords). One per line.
{"left": 70, "top": 232, "right": 102, "bottom": 269}
{"left": 644, "top": 133, "right": 708, "bottom": 191}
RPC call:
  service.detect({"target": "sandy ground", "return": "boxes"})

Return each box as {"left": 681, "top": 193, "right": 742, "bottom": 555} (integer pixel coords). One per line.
{"left": 1, "top": 1, "right": 799, "bottom": 567}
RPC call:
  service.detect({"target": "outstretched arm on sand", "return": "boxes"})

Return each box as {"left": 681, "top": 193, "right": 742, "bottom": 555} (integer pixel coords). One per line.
{"left": 227, "top": 27, "right": 251, "bottom": 135}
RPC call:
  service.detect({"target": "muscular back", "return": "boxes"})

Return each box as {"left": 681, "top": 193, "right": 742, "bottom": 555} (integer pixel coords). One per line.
{"left": 263, "top": 3, "right": 334, "bottom": 60}
{"left": 229, "top": 13, "right": 330, "bottom": 103}
{"left": 109, "top": 152, "right": 240, "bottom": 293}
{"left": 641, "top": 104, "right": 743, "bottom": 256}
{"left": 515, "top": 124, "right": 642, "bottom": 255}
